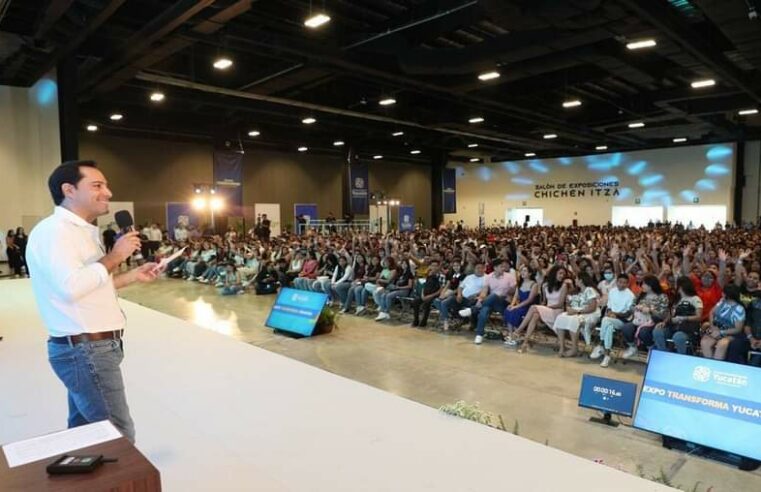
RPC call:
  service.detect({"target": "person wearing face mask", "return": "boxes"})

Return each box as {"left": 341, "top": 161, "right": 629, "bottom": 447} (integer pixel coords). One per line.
{"left": 597, "top": 266, "right": 617, "bottom": 307}
{"left": 652, "top": 276, "right": 703, "bottom": 354}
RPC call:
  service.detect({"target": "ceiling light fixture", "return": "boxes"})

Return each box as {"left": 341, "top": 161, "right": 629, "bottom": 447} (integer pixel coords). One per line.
{"left": 524, "top": 152, "right": 536, "bottom": 157}
{"left": 469, "top": 158, "right": 480, "bottom": 162}
{"left": 562, "top": 99, "right": 582, "bottom": 108}
{"left": 468, "top": 143, "right": 479, "bottom": 148}
{"left": 626, "top": 39, "right": 657, "bottom": 50}
{"left": 150, "top": 91, "right": 165, "bottom": 102}
{"left": 109, "top": 113, "right": 123, "bottom": 121}
{"left": 379, "top": 98, "right": 396, "bottom": 106}
{"left": 298, "top": 146, "right": 308, "bottom": 152}
{"left": 373, "top": 155, "right": 383, "bottom": 160}
{"left": 738, "top": 108, "right": 759, "bottom": 116}
{"left": 595, "top": 145, "right": 608, "bottom": 151}
{"left": 333, "top": 140, "right": 345, "bottom": 146}
{"left": 248, "top": 130, "right": 260, "bottom": 137}
{"left": 468, "top": 117, "right": 484, "bottom": 124}
{"left": 86, "top": 124, "right": 98, "bottom": 132}
{"left": 673, "top": 137, "right": 687, "bottom": 143}
{"left": 392, "top": 131, "right": 404, "bottom": 137}
{"left": 543, "top": 133, "right": 558, "bottom": 139}
{"left": 410, "top": 150, "right": 421, "bottom": 155}
{"left": 302, "top": 117, "right": 316, "bottom": 124}
{"left": 690, "top": 78, "right": 715, "bottom": 89}
{"left": 213, "top": 57, "right": 233, "bottom": 70}
{"left": 304, "top": 13, "right": 331, "bottom": 28}
{"left": 628, "top": 122, "right": 645, "bottom": 128}
{"left": 478, "top": 71, "right": 500, "bottom": 81}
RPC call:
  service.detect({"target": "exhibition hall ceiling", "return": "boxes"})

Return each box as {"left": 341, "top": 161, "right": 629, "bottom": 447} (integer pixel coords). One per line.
{"left": 2, "top": 0, "right": 761, "bottom": 163}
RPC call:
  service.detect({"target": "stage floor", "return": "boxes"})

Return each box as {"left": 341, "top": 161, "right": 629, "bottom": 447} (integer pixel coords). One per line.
{"left": 0, "top": 279, "right": 676, "bottom": 491}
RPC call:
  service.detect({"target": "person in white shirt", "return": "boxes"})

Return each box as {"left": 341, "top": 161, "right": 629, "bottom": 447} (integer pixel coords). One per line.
{"left": 439, "top": 262, "right": 486, "bottom": 331}
{"left": 590, "top": 273, "right": 636, "bottom": 368}
{"left": 173, "top": 224, "right": 188, "bottom": 242}
{"left": 26, "top": 160, "right": 161, "bottom": 443}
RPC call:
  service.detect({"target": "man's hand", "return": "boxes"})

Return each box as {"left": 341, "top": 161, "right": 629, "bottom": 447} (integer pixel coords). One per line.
{"left": 100, "top": 231, "right": 141, "bottom": 273}
{"left": 135, "top": 262, "right": 160, "bottom": 283}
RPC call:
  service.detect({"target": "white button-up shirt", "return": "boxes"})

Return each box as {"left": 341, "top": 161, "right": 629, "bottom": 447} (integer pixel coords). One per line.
{"left": 27, "top": 206, "right": 125, "bottom": 337}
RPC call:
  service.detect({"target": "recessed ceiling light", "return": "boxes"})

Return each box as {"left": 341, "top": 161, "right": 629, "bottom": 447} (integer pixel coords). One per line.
{"left": 595, "top": 145, "right": 608, "bottom": 151}
{"left": 628, "top": 122, "right": 645, "bottom": 128}
{"left": 410, "top": 150, "right": 421, "bottom": 155}
{"left": 543, "top": 133, "right": 558, "bottom": 139}
{"left": 248, "top": 130, "right": 260, "bottom": 137}
{"left": 562, "top": 100, "right": 582, "bottom": 108}
{"left": 392, "top": 131, "right": 404, "bottom": 137}
{"left": 626, "top": 39, "right": 657, "bottom": 50}
{"left": 213, "top": 57, "right": 233, "bottom": 70}
{"left": 150, "top": 91, "right": 165, "bottom": 102}
{"left": 379, "top": 98, "right": 396, "bottom": 106}
{"left": 468, "top": 143, "right": 479, "bottom": 148}
{"left": 86, "top": 124, "right": 98, "bottom": 132}
{"left": 302, "top": 117, "right": 316, "bottom": 124}
{"left": 738, "top": 108, "right": 759, "bottom": 116}
{"left": 469, "top": 117, "right": 484, "bottom": 124}
{"left": 304, "top": 13, "right": 331, "bottom": 28}
{"left": 691, "top": 79, "right": 715, "bottom": 89}
{"left": 333, "top": 140, "right": 345, "bottom": 146}
{"left": 298, "top": 146, "right": 308, "bottom": 152}
{"left": 469, "top": 158, "right": 480, "bottom": 162}
{"left": 524, "top": 152, "right": 536, "bottom": 157}
{"left": 673, "top": 137, "right": 687, "bottom": 143}
{"left": 478, "top": 71, "right": 500, "bottom": 81}
{"left": 109, "top": 113, "right": 123, "bottom": 121}
{"left": 373, "top": 155, "right": 383, "bottom": 160}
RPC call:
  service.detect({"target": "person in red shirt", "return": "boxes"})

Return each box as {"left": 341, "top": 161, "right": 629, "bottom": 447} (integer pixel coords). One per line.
{"left": 690, "top": 270, "right": 722, "bottom": 322}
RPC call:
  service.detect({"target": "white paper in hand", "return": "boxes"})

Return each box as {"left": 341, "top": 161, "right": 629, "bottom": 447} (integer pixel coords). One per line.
{"left": 155, "top": 246, "right": 186, "bottom": 272}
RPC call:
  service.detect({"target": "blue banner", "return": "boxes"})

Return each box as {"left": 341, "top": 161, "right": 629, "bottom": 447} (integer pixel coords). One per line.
{"left": 165, "top": 202, "right": 201, "bottom": 240}
{"left": 442, "top": 168, "right": 456, "bottom": 213}
{"left": 349, "top": 164, "right": 369, "bottom": 215}
{"left": 399, "top": 205, "right": 415, "bottom": 232}
{"left": 294, "top": 203, "right": 318, "bottom": 233}
{"left": 213, "top": 151, "right": 243, "bottom": 214}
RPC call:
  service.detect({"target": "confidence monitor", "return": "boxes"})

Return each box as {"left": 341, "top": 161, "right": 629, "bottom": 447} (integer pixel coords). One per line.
{"left": 634, "top": 350, "right": 761, "bottom": 470}
{"left": 578, "top": 374, "right": 637, "bottom": 427}
{"left": 265, "top": 287, "right": 328, "bottom": 337}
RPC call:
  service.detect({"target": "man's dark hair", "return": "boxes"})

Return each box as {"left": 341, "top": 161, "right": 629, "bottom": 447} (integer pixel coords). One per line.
{"left": 48, "top": 160, "right": 97, "bottom": 205}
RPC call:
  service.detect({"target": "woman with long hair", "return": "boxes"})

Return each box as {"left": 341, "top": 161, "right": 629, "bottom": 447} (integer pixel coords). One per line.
{"left": 503, "top": 264, "right": 539, "bottom": 345}
{"left": 652, "top": 276, "right": 703, "bottom": 354}
{"left": 513, "top": 265, "right": 570, "bottom": 353}
{"left": 552, "top": 272, "right": 601, "bottom": 357}
{"left": 620, "top": 275, "right": 670, "bottom": 359}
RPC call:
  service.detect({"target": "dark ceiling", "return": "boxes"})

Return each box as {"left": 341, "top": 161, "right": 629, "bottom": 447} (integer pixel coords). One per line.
{"left": 2, "top": 0, "right": 761, "bottom": 164}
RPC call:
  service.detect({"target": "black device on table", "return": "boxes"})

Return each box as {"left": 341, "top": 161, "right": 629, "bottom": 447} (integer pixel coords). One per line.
{"left": 47, "top": 454, "right": 118, "bottom": 474}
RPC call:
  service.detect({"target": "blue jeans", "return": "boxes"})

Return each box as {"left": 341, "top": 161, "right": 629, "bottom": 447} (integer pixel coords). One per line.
{"left": 47, "top": 338, "right": 135, "bottom": 443}
{"left": 653, "top": 325, "right": 690, "bottom": 354}
{"left": 472, "top": 294, "right": 508, "bottom": 336}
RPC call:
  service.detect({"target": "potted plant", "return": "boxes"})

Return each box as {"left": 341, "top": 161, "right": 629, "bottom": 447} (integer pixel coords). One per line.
{"left": 313, "top": 306, "right": 340, "bottom": 335}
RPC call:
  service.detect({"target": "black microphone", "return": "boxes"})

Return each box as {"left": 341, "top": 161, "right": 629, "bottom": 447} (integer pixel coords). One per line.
{"left": 114, "top": 210, "right": 135, "bottom": 233}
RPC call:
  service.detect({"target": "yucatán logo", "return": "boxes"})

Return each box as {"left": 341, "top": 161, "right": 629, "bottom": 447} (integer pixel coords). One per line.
{"left": 692, "top": 365, "right": 748, "bottom": 388}
{"left": 692, "top": 366, "right": 711, "bottom": 383}
{"left": 354, "top": 177, "right": 365, "bottom": 189}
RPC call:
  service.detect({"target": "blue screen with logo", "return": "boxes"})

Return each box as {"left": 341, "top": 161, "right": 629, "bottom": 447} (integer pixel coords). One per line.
{"left": 634, "top": 351, "right": 761, "bottom": 460}
{"left": 579, "top": 374, "right": 638, "bottom": 417}
{"left": 265, "top": 287, "right": 327, "bottom": 337}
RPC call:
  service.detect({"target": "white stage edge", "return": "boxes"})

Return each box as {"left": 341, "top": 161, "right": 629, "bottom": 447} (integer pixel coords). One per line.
{"left": 0, "top": 280, "right": 670, "bottom": 491}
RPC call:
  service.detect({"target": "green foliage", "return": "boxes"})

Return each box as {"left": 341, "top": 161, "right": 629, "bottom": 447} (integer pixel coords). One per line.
{"left": 314, "top": 307, "right": 340, "bottom": 335}
{"left": 636, "top": 465, "right": 713, "bottom": 492}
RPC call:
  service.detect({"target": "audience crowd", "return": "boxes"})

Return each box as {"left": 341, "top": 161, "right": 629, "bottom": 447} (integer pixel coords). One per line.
{"left": 137, "top": 221, "right": 761, "bottom": 369}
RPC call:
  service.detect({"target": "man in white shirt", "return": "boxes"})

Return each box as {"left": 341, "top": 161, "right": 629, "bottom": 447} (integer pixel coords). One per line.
{"left": 590, "top": 273, "right": 635, "bottom": 368}
{"left": 26, "top": 160, "right": 161, "bottom": 443}
{"left": 469, "top": 259, "right": 517, "bottom": 344}
{"left": 439, "top": 262, "right": 486, "bottom": 331}
{"left": 174, "top": 224, "right": 188, "bottom": 242}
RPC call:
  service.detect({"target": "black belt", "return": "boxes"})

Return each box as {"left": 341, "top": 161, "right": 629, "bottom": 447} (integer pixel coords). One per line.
{"left": 49, "top": 330, "right": 124, "bottom": 345}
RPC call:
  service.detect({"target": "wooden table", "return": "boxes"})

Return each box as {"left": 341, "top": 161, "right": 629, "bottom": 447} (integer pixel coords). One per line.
{"left": 0, "top": 437, "right": 161, "bottom": 491}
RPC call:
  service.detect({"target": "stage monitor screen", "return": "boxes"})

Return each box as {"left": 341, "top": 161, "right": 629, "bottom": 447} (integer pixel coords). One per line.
{"left": 265, "top": 287, "right": 327, "bottom": 337}
{"left": 578, "top": 374, "right": 637, "bottom": 417}
{"left": 634, "top": 351, "right": 761, "bottom": 461}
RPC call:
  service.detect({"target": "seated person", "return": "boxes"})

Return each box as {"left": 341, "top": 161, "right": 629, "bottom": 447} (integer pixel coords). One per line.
{"left": 219, "top": 263, "right": 243, "bottom": 295}
{"left": 700, "top": 284, "right": 745, "bottom": 360}
{"left": 621, "top": 275, "right": 670, "bottom": 359}
{"left": 439, "top": 262, "right": 486, "bottom": 331}
{"left": 293, "top": 251, "right": 319, "bottom": 290}
{"left": 253, "top": 261, "right": 279, "bottom": 295}
{"left": 514, "top": 265, "right": 571, "bottom": 353}
{"left": 364, "top": 257, "right": 397, "bottom": 314}
{"left": 652, "top": 276, "right": 702, "bottom": 354}
{"left": 468, "top": 259, "right": 517, "bottom": 345}
{"left": 591, "top": 274, "right": 635, "bottom": 368}
{"left": 411, "top": 260, "right": 443, "bottom": 328}
{"left": 375, "top": 261, "right": 414, "bottom": 321}
{"left": 345, "top": 255, "right": 379, "bottom": 314}
{"left": 503, "top": 265, "right": 539, "bottom": 345}
{"left": 553, "top": 272, "right": 600, "bottom": 357}
{"left": 727, "top": 267, "right": 761, "bottom": 364}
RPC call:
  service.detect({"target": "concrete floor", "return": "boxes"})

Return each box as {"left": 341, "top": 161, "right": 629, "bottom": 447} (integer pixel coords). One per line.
{"left": 120, "top": 279, "right": 761, "bottom": 492}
